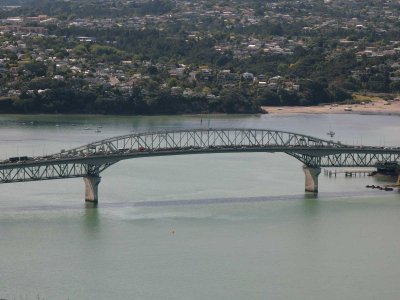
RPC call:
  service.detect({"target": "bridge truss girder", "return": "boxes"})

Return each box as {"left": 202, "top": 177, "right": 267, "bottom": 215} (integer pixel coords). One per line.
{"left": 0, "top": 129, "right": 399, "bottom": 185}
{"left": 58, "top": 129, "right": 337, "bottom": 159}
{"left": 0, "top": 162, "right": 114, "bottom": 183}
{"left": 288, "top": 152, "right": 400, "bottom": 168}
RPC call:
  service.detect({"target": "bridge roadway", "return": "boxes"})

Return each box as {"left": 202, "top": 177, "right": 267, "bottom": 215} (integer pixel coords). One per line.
{"left": 0, "top": 128, "right": 399, "bottom": 202}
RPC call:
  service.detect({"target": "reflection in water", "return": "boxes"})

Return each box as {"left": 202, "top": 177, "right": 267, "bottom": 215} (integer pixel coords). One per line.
{"left": 301, "top": 192, "right": 320, "bottom": 216}
{"left": 302, "top": 195, "right": 320, "bottom": 217}
{"left": 303, "top": 193, "right": 318, "bottom": 200}
{"left": 85, "top": 201, "right": 98, "bottom": 209}
{"left": 0, "top": 190, "right": 390, "bottom": 214}
{"left": 83, "top": 202, "right": 100, "bottom": 235}
{"left": 372, "top": 175, "right": 398, "bottom": 184}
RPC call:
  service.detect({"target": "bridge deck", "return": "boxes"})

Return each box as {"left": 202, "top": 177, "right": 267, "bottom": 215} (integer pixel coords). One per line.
{"left": 0, "top": 128, "right": 399, "bottom": 184}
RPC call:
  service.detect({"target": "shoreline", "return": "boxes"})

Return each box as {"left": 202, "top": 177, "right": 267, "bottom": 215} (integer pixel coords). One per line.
{"left": 261, "top": 99, "right": 400, "bottom": 116}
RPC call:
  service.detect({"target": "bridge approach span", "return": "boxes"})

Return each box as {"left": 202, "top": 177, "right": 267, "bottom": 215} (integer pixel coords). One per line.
{"left": 0, "top": 128, "right": 399, "bottom": 201}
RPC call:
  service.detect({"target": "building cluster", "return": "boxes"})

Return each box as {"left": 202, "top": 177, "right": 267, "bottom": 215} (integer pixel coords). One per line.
{"left": 1, "top": 0, "right": 400, "bottom": 99}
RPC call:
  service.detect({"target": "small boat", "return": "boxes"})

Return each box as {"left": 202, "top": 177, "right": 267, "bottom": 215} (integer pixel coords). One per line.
{"left": 326, "top": 130, "right": 335, "bottom": 138}
{"left": 83, "top": 127, "right": 91, "bottom": 130}
{"left": 95, "top": 129, "right": 101, "bottom": 133}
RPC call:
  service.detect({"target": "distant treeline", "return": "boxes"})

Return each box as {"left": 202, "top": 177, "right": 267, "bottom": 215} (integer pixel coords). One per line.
{"left": 0, "top": 78, "right": 352, "bottom": 115}
{"left": 3, "top": 0, "right": 175, "bottom": 18}
{"left": 0, "top": 90, "right": 262, "bottom": 115}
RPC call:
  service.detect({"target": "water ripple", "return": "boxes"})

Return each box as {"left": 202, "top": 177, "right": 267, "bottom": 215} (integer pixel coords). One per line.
{"left": 0, "top": 190, "right": 391, "bottom": 214}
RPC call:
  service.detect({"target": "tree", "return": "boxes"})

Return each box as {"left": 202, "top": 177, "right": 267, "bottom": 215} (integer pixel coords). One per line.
{"left": 300, "top": 80, "right": 331, "bottom": 104}
{"left": 256, "top": 89, "right": 280, "bottom": 106}
{"left": 20, "top": 61, "right": 47, "bottom": 77}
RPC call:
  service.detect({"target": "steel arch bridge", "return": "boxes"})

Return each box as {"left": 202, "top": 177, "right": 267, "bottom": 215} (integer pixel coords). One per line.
{"left": 0, "top": 128, "right": 399, "bottom": 201}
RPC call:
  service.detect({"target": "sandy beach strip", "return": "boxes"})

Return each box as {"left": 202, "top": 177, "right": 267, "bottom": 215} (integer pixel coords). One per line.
{"left": 261, "top": 100, "right": 400, "bottom": 115}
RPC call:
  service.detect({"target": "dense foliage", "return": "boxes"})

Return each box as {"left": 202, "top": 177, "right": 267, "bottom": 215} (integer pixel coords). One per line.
{"left": 0, "top": 86, "right": 261, "bottom": 115}
{"left": 2, "top": 0, "right": 400, "bottom": 114}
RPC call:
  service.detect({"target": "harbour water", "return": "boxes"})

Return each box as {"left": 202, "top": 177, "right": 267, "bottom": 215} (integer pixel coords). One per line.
{"left": 1, "top": 113, "right": 400, "bottom": 299}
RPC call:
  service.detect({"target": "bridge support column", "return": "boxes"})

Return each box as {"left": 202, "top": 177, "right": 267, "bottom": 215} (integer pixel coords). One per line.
{"left": 303, "top": 166, "right": 321, "bottom": 193}
{"left": 84, "top": 175, "right": 101, "bottom": 202}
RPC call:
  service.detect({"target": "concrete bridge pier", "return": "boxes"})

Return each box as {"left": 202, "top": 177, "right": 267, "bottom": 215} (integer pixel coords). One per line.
{"left": 303, "top": 165, "right": 321, "bottom": 193}
{"left": 84, "top": 175, "right": 101, "bottom": 202}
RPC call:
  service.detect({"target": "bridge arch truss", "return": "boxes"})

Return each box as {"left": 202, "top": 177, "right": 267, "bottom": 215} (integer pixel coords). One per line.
{"left": 0, "top": 128, "right": 399, "bottom": 200}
